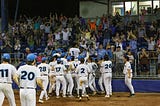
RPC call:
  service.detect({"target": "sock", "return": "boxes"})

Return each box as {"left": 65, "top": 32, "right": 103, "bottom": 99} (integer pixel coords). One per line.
{"left": 86, "top": 87, "right": 90, "bottom": 94}
{"left": 79, "top": 89, "right": 82, "bottom": 97}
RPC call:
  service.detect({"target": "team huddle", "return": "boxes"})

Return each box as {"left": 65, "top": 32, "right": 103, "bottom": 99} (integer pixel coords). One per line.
{"left": 0, "top": 50, "right": 135, "bottom": 106}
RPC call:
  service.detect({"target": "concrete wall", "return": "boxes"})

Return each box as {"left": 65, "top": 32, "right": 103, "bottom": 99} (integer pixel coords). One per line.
{"left": 80, "top": 1, "right": 108, "bottom": 18}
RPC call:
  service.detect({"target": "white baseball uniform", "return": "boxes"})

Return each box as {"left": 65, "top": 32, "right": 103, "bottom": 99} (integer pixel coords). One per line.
{"left": 88, "top": 62, "right": 98, "bottom": 92}
{"left": 69, "top": 48, "right": 80, "bottom": 58}
{"left": 38, "top": 63, "right": 51, "bottom": 100}
{"left": 54, "top": 64, "right": 67, "bottom": 97}
{"left": 0, "top": 63, "right": 17, "bottom": 106}
{"left": 76, "top": 64, "right": 90, "bottom": 94}
{"left": 65, "top": 61, "right": 74, "bottom": 96}
{"left": 48, "top": 61, "right": 57, "bottom": 94}
{"left": 123, "top": 61, "right": 135, "bottom": 94}
{"left": 72, "top": 60, "right": 80, "bottom": 96}
{"left": 101, "top": 60, "right": 112, "bottom": 97}
{"left": 61, "top": 58, "right": 68, "bottom": 65}
{"left": 98, "top": 67, "right": 104, "bottom": 92}
{"left": 17, "top": 64, "right": 41, "bottom": 106}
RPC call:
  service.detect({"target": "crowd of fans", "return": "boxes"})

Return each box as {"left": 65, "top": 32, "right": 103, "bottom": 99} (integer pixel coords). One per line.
{"left": 0, "top": 10, "right": 160, "bottom": 77}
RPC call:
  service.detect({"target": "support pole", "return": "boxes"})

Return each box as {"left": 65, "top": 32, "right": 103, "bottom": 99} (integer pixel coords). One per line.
{"left": 14, "top": 0, "right": 19, "bottom": 24}
{"left": 1, "top": 0, "right": 8, "bottom": 33}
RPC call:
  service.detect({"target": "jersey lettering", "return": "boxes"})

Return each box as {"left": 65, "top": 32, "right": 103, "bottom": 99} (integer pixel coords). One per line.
{"left": 0, "top": 69, "right": 8, "bottom": 77}
{"left": 105, "top": 63, "right": 112, "bottom": 69}
{"left": 39, "top": 67, "right": 46, "bottom": 72}
{"left": 81, "top": 68, "right": 85, "bottom": 73}
{"left": 72, "top": 51, "right": 74, "bottom": 55}
{"left": 21, "top": 71, "right": 35, "bottom": 80}
{"left": 92, "top": 64, "right": 97, "bottom": 70}
{"left": 74, "top": 64, "right": 78, "bottom": 68}
{"left": 56, "top": 67, "right": 61, "bottom": 72}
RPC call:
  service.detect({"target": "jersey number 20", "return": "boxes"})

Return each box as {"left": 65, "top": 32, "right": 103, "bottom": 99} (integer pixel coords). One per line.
{"left": 21, "top": 71, "right": 35, "bottom": 80}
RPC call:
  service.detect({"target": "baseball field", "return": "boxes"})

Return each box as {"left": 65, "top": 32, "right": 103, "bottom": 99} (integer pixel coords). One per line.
{"left": 3, "top": 90, "right": 160, "bottom": 106}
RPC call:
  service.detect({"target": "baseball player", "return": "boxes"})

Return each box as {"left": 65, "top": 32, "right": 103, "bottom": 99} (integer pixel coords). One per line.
{"left": 98, "top": 58, "right": 105, "bottom": 94}
{"left": 65, "top": 56, "right": 74, "bottom": 97}
{"left": 37, "top": 57, "right": 51, "bottom": 103}
{"left": 69, "top": 44, "right": 80, "bottom": 58}
{"left": 75, "top": 56, "right": 90, "bottom": 101}
{"left": 100, "top": 55, "right": 112, "bottom": 98}
{"left": 0, "top": 53, "right": 17, "bottom": 106}
{"left": 88, "top": 57, "right": 98, "bottom": 95}
{"left": 72, "top": 57, "right": 81, "bottom": 97}
{"left": 123, "top": 55, "right": 135, "bottom": 97}
{"left": 54, "top": 58, "right": 67, "bottom": 98}
{"left": 16, "top": 53, "right": 44, "bottom": 106}
{"left": 48, "top": 55, "right": 58, "bottom": 96}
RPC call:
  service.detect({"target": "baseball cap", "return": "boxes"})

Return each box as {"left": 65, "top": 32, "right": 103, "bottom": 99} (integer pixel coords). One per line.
{"left": 67, "top": 56, "right": 72, "bottom": 61}
{"left": 27, "top": 53, "right": 36, "bottom": 61}
{"left": 2, "top": 53, "right": 10, "bottom": 60}
{"left": 57, "top": 58, "right": 61, "bottom": 63}
{"left": 42, "top": 57, "right": 47, "bottom": 61}
{"left": 61, "top": 52, "right": 66, "bottom": 58}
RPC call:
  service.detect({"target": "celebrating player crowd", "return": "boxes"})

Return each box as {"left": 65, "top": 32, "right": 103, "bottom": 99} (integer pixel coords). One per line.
{"left": 0, "top": 45, "right": 135, "bottom": 106}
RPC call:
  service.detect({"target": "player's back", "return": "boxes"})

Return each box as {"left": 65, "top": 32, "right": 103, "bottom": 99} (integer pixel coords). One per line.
{"left": 76, "top": 64, "right": 90, "bottom": 77}
{"left": 54, "top": 64, "right": 66, "bottom": 76}
{"left": 38, "top": 63, "right": 50, "bottom": 76}
{"left": 69, "top": 48, "right": 80, "bottom": 58}
{"left": 91, "top": 62, "right": 98, "bottom": 73}
{"left": 17, "top": 64, "right": 40, "bottom": 88}
{"left": 49, "top": 61, "right": 57, "bottom": 67}
{"left": 73, "top": 60, "right": 80, "bottom": 69}
{"left": 101, "top": 61, "right": 112, "bottom": 73}
{"left": 0, "top": 63, "right": 16, "bottom": 83}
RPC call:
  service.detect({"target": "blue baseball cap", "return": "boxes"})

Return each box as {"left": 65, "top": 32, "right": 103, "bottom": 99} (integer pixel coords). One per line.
{"left": 2, "top": 53, "right": 10, "bottom": 60}
{"left": 27, "top": 53, "right": 36, "bottom": 61}
{"left": 42, "top": 57, "right": 47, "bottom": 61}
{"left": 67, "top": 56, "right": 72, "bottom": 61}
{"left": 57, "top": 58, "right": 61, "bottom": 63}
{"left": 61, "top": 52, "right": 66, "bottom": 58}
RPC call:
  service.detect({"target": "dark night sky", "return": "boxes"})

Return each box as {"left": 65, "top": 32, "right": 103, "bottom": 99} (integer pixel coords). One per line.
{"left": 7, "top": 0, "right": 79, "bottom": 18}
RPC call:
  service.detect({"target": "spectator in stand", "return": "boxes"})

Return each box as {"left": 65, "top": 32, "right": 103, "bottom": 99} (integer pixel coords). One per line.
{"left": 88, "top": 19, "right": 96, "bottom": 32}
{"left": 157, "top": 45, "right": 160, "bottom": 77}
{"left": 127, "top": 30, "right": 137, "bottom": 55}
{"left": 3, "top": 40, "right": 12, "bottom": 53}
{"left": 145, "top": 36, "right": 156, "bottom": 51}
{"left": 103, "top": 28, "right": 112, "bottom": 47}
{"left": 139, "top": 48, "right": 149, "bottom": 75}
{"left": 14, "top": 39, "right": 21, "bottom": 63}
{"left": 96, "top": 31, "right": 103, "bottom": 47}
{"left": 97, "top": 44, "right": 107, "bottom": 60}
{"left": 157, "top": 37, "right": 160, "bottom": 47}
{"left": 62, "top": 27, "right": 70, "bottom": 46}
{"left": 24, "top": 47, "right": 31, "bottom": 58}
{"left": 113, "top": 46, "right": 125, "bottom": 76}
{"left": 27, "top": 35, "right": 35, "bottom": 51}
{"left": 105, "top": 43, "right": 113, "bottom": 60}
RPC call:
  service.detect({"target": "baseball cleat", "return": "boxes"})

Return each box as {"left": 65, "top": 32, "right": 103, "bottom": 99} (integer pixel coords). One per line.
{"left": 38, "top": 99, "right": 44, "bottom": 103}
{"left": 56, "top": 96, "right": 60, "bottom": 98}
{"left": 105, "top": 95, "right": 110, "bottom": 98}
{"left": 129, "top": 94, "right": 135, "bottom": 97}
{"left": 46, "top": 97, "right": 50, "bottom": 101}
{"left": 63, "top": 95, "right": 66, "bottom": 98}
{"left": 93, "top": 91, "right": 97, "bottom": 95}
{"left": 86, "top": 95, "right": 90, "bottom": 100}
{"left": 79, "top": 97, "right": 82, "bottom": 101}
{"left": 68, "top": 95, "right": 74, "bottom": 98}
